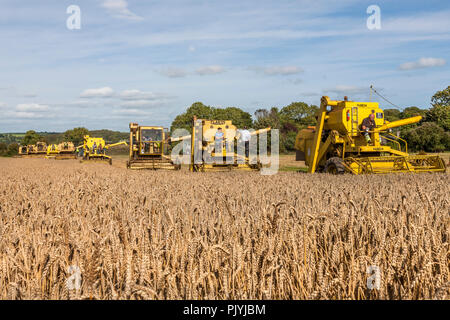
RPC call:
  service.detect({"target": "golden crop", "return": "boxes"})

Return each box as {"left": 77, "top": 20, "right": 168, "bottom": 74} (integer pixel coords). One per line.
{"left": 0, "top": 158, "right": 448, "bottom": 300}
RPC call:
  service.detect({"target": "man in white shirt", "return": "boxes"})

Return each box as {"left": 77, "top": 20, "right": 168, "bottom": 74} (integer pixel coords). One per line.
{"left": 239, "top": 127, "right": 251, "bottom": 158}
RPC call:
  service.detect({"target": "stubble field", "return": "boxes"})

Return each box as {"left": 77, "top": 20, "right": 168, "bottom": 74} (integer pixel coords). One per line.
{"left": 0, "top": 157, "right": 448, "bottom": 300}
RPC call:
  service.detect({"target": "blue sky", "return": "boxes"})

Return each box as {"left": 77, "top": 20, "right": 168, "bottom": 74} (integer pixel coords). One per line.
{"left": 0, "top": 0, "right": 449, "bottom": 132}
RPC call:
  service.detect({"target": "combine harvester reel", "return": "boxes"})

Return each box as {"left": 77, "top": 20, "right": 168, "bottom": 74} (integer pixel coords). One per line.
{"left": 78, "top": 135, "right": 127, "bottom": 165}
{"left": 127, "top": 123, "right": 180, "bottom": 170}
{"left": 188, "top": 117, "right": 270, "bottom": 172}
{"left": 295, "top": 96, "right": 446, "bottom": 174}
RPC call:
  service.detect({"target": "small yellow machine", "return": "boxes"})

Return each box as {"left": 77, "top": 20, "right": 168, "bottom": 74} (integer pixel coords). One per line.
{"left": 18, "top": 145, "right": 28, "bottom": 156}
{"left": 20, "top": 142, "right": 47, "bottom": 158}
{"left": 188, "top": 117, "right": 270, "bottom": 172}
{"left": 78, "top": 135, "right": 127, "bottom": 165}
{"left": 295, "top": 96, "right": 446, "bottom": 174}
{"left": 127, "top": 123, "right": 179, "bottom": 170}
{"left": 45, "top": 142, "right": 76, "bottom": 160}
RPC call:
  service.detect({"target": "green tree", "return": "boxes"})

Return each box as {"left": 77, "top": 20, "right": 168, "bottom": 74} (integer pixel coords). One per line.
{"left": 384, "top": 109, "right": 401, "bottom": 122}
{"left": 21, "top": 130, "right": 42, "bottom": 145}
{"left": 64, "top": 127, "right": 89, "bottom": 146}
{"left": 254, "top": 102, "right": 319, "bottom": 153}
{"left": 402, "top": 122, "right": 449, "bottom": 152}
{"left": 0, "top": 143, "right": 19, "bottom": 157}
{"left": 431, "top": 86, "right": 450, "bottom": 107}
{"left": 7, "top": 143, "right": 19, "bottom": 156}
{"left": 170, "top": 102, "right": 253, "bottom": 133}
{"left": 213, "top": 107, "right": 253, "bottom": 129}
{"left": 427, "top": 104, "right": 450, "bottom": 131}
{"left": 0, "top": 142, "right": 7, "bottom": 156}
{"left": 171, "top": 102, "right": 213, "bottom": 133}
{"left": 427, "top": 86, "right": 450, "bottom": 131}
{"left": 400, "top": 106, "right": 427, "bottom": 119}
{"left": 280, "top": 102, "right": 318, "bottom": 127}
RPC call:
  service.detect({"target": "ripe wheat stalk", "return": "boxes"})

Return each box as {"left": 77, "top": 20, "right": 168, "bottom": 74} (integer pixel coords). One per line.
{"left": 0, "top": 158, "right": 448, "bottom": 300}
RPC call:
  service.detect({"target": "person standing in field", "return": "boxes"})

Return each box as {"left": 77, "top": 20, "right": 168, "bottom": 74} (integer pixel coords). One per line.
{"left": 214, "top": 127, "right": 224, "bottom": 154}
{"left": 239, "top": 126, "right": 251, "bottom": 158}
{"left": 98, "top": 143, "right": 104, "bottom": 154}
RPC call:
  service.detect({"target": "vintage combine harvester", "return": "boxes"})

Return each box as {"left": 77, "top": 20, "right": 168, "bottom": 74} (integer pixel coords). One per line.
{"left": 186, "top": 117, "right": 271, "bottom": 172}
{"left": 18, "top": 145, "right": 28, "bottom": 156}
{"left": 78, "top": 135, "right": 127, "bottom": 165}
{"left": 126, "top": 123, "right": 180, "bottom": 170}
{"left": 295, "top": 96, "right": 446, "bottom": 174}
{"left": 19, "top": 142, "right": 47, "bottom": 158}
{"left": 45, "top": 142, "right": 76, "bottom": 160}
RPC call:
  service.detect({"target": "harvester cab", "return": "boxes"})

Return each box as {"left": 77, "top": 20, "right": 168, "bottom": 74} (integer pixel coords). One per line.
{"left": 18, "top": 145, "right": 28, "bottom": 156}
{"left": 36, "top": 142, "right": 47, "bottom": 154}
{"left": 127, "top": 123, "right": 179, "bottom": 170}
{"left": 79, "top": 135, "right": 127, "bottom": 165}
{"left": 189, "top": 117, "right": 270, "bottom": 172}
{"left": 24, "top": 142, "right": 47, "bottom": 158}
{"left": 295, "top": 96, "right": 446, "bottom": 174}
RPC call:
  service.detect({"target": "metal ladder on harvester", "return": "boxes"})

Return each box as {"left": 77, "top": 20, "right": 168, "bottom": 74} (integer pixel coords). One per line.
{"left": 351, "top": 107, "right": 359, "bottom": 136}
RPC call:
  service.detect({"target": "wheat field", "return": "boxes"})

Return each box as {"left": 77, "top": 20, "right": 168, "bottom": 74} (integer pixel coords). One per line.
{"left": 0, "top": 157, "right": 448, "bottom": 300}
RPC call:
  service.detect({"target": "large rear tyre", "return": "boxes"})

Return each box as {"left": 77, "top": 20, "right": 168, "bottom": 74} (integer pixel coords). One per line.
{"left": 324, "top": 157, "right": 346, "bottom": 175}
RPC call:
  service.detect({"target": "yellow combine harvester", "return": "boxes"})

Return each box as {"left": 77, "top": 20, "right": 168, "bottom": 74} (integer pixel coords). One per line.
{"left": 188, "top": 117, "right": 270, "bottom": 172}
{"left": 19, "top": 142, "right": 47, "bottom": 158}
{"left": 127, "top": 123, "right": 180, "bottom": 170}
{"left": 18, "top": 145, "right": 28, "bottom": 156}
{"left": 78, "top": 135, "right": 127, "bottom": 165}
{"left": 45, "top": 142, "right": 76, "bottom": 160}
{"left": 295, "top": 96, "right": 446, "bottom": 174}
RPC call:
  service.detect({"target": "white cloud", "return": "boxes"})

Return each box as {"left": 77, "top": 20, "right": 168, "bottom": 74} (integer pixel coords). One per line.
{"left": 119, "top": 89, "right": 162, "bottom": 100}
{"left": 289, "top": 78, "right": 303, "bottom": 85}
{"left": 195, "top": 65, "right": 226, "bottom": 76}
{"left": 120, "top": 100, "right": 162, "bottom": 108}
{"left": 188, "top": 45, "right": 196, "bottom": 52}
{"left": 20, "top": 93, "right": 38, "bottom": 98}
{"left": 113, "top": 108, "right": 151, "bottom": 115}
{"left": 16, "top": 103, "right": 50, "bottom": 111}
{"left": 101, "top": 0, "right": 143, "bottom": 21}
{"left": 0, "top": 102, "right": 6, "bottom": 108}
{"left": 325, "top": 85, "right": 369, "bottom": 95}
{"left": 7, "top": 111, "right": 46, "bottom": 119}
{"left": 399, "top": 57, "right": 446, "bottom": 71}
{"left": 301, "top": 92, "right": 320, "bottom": 97}
{"left": 80, "top": 87, "right": 114, "bottom": 98}
{"left": 158, "top": 67, "right": 188, "bottom": 78}
{"left": 251, "top": 66, "right": 303, "bottom": 76}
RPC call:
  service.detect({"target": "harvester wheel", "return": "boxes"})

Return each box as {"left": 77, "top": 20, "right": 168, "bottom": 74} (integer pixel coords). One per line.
{"left": 109, "top": 158, "right": 112, "bottom": 166}
{"left": 324, "top": 157, "right": 346, "bottom": 175}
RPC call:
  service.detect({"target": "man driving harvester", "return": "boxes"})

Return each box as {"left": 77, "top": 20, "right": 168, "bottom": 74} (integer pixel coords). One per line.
{"left": 361, "top": 112, "right": 376, "bottom": 144}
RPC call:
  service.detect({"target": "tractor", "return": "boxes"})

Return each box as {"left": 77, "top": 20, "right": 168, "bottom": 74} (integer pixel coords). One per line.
{"left": 127, "top": 123, "right": 179, "bottom": 170}
{"left": 78, "top": 135, "right": 127, "bottom": 165}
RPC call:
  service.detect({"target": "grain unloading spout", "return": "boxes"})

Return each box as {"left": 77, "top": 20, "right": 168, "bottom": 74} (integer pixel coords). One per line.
{"left": 375, "top": 116, "right": 422, "bottom": 132}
